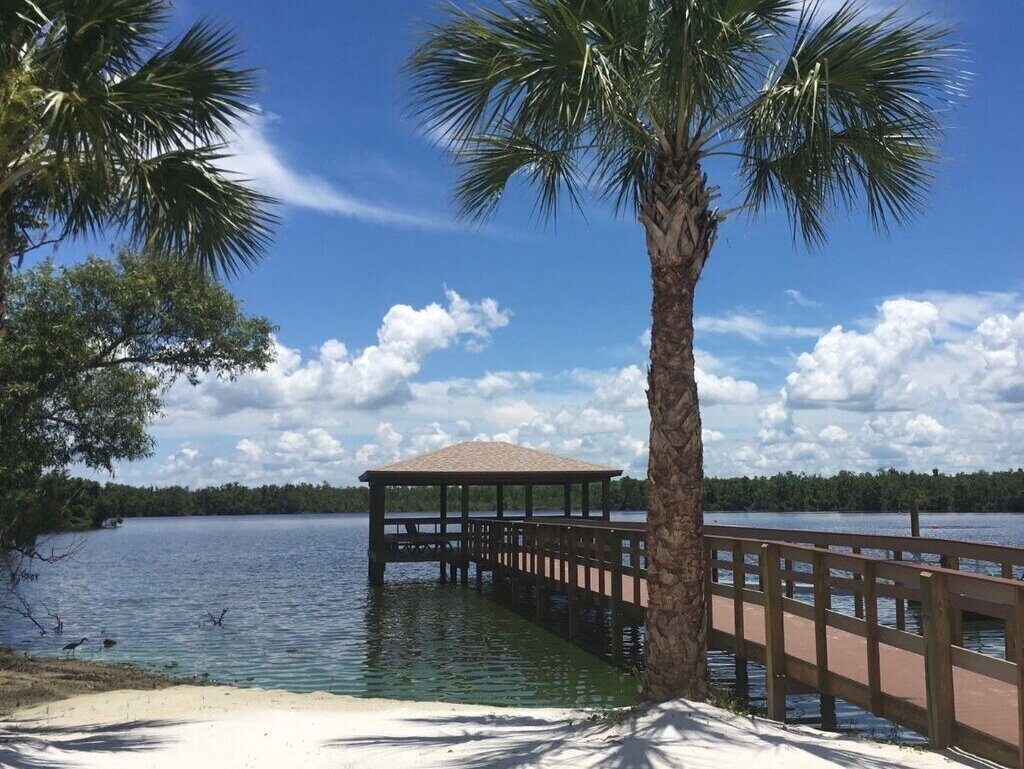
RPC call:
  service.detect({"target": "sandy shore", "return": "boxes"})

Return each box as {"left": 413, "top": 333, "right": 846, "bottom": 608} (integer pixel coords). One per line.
{"left": 0, "top": 684, "right": 991, "bottom": 769}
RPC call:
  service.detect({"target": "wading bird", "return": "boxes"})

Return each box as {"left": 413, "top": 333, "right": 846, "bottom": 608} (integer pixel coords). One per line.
{"left": 62, "top": 638, "right": 88, "bottom": 655}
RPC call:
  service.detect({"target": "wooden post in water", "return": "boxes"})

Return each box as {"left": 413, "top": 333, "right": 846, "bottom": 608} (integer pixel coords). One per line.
{"left": 460, "top": 484, "right": 470, "bottom": 586}
{"left": 368, "top": 482, "right": 386, "bottom": 585}
{"left": 910, "top": 495, "right": 921, "bottom": 538}
{"left": 439, "top": 484, "right": 448, "bottom": 584}
{"left": 762, "top": 543, "right": 787, "bottom": 722}
{"left": 921, "top": 571, "right": 954, "bottom": 748}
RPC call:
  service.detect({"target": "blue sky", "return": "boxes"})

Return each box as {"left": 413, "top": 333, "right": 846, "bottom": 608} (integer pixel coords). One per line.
{"left": 91, "top": 0, "right": 1024, "bottom": 486}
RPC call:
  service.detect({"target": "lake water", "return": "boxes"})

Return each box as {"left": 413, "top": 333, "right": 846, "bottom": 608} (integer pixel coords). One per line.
{"left": 2, "top": 511, "right": 1020, "bottom": 725}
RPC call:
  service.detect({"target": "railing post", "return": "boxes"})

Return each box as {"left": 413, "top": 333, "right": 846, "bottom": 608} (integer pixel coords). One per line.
{"left": 535, "top": 525, "right": 544, "bottom": 623}
{"left": 631, "top": 533, "right": 642, "bottom": 607}
{"left": 894, "top": 550, "right": 906, "bottom": 631}
{"left": 1013, "top": 585, "right": 1024, "bottom": 769}
{"left": 812, "top": 550, "right": 835, "bottom": 730}
{"left": 921, "top": 571, "right": 955, "bottom": 748}
{"left": 475, "top": 521, "right": 483, "bottom": 592}
{"left": 568, "top": 527, "right": 578, "bottom": 638}
{"left": 863, "top": 560, "right": 881, "bottom": 715}
{"left": 611, "top": 530, "right": 623, "bottom": 661}
{"left": 852, "top": 547, "right": 864, "bottom": 619}
{"left": 439, "top": 484, "right": 448, "bottom": 584}
{"left": 460, "top": 484, "right": 470, "bottom": 586}
{"left": 704, "top": 540, "right": 714, "bottom": 649}
{"left": 732, "top": 540, "right": 746, "bottom": 660}
{"left": 510, "top": 523, "right": 519, "bottom": 598}
{"left": 762, "top": 543, "right": 786, "bottom": 722}
{"left": 1006, "top": 562, "right": 1018, "bottom": 663}
{"left": 943, "top": 555, "right": 963, "bottom": 646}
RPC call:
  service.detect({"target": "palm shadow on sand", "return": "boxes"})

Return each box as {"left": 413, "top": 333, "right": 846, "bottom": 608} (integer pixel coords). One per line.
{"left": 0, "top": 718, "right": 185, "bottom": 769}
{"left": 326, "top": 701, "right": 997, "bottom": 769}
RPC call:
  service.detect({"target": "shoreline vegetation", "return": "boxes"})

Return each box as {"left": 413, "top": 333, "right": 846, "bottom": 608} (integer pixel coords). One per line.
{"left": 0, "top": 649, "right": 177, "bottom": 716}
{"left": 47, "top": 468, "right": 1024, "bottom": 531}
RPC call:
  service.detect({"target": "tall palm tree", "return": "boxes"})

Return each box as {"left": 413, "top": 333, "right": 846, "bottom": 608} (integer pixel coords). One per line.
{"left": 0, "top": 0, "right": 275, "bottom": 319}
{"left": 406, "top": 0, "right": 959, "bottom": 700}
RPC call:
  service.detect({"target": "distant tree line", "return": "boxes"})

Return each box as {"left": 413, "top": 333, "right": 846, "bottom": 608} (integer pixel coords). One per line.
{"left": 42, "top": 468, "right": 1024, "bottom": 531}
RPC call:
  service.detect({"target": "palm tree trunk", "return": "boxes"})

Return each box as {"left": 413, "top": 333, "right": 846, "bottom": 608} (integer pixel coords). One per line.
{"left": 640, "top": 155, "right": 718, "bottom": 701}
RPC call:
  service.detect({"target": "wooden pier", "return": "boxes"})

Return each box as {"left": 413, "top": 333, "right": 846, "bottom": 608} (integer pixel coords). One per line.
{"left": 361, "top": 442, "right": 1024, "bottom": 767}
{"left": 464, "top": 517, "right": 1024, "bottom": 769}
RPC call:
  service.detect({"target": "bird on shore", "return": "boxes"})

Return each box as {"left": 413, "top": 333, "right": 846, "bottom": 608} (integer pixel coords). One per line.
{"left": 62, "top": 637, "right": 88, "bottom": 655}
{"left": 103, "top": 639, "right": 117, "bottom": 649}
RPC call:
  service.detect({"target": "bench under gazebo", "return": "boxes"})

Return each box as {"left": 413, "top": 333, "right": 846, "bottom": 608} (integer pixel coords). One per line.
{"left": 360, "top": 441, "right": 622, "bottom": 585}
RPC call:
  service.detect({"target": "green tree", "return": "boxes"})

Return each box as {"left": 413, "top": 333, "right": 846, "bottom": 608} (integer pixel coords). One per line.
{"left": 0, "top": 0, "right": 275, "bottom": 318}
{"left": 406, "top": 0, "right": 958, "bottom": 699}
{"left": 0, "top": 252, "right": 274, "bottom": 627}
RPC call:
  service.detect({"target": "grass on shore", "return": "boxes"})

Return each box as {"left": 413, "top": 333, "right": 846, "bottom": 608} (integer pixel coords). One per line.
{"left": 0, "top": 648, "right": 177, "bottom": 716}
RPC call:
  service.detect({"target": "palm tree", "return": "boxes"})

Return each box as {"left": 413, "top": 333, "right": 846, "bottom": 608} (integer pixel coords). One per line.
{"left": 0, "top": 0, "right": 275, "bottom": 320}
{"left": 406, "top": 0, "right": 959, "bottom": 700}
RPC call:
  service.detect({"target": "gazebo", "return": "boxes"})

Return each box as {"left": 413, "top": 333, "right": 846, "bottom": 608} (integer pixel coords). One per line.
{"left": 360, "top": 441, "right": 621, "bottom": 585}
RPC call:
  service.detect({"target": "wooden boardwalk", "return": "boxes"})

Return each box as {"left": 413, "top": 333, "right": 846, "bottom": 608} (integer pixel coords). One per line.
{"left": 465, "top": 518, "right": 1024, "bottom": 768}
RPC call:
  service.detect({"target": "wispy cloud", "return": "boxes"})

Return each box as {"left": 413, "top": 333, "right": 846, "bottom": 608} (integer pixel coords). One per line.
{"left": 226, "top": 112, "right": 457, "bottom": 231}
{"left": 695, "top": 313, "right": 823, "bottom": 342}
{"left": 785, "top": 289, "right": 821, "bottom": 308}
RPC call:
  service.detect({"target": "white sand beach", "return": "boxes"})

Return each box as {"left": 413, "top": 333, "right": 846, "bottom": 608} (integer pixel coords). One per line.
{"left": 0, "top": 684, "right": 989, "bottom": 769}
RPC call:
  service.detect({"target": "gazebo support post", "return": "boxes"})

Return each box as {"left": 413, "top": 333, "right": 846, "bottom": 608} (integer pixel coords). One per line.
{"left": 439, "top": 484, "right": 448, "bottom": 584}
{"left": 564, "top": 483, "right": 572, "bottom": 517}
{"left": 525, "top": 483, "right": 534, "bottom": 518}
{"left": 581, "top": 482, "right": 590, "bottom": 519}
{"left": 460, "top": 484, "right": 470, "bottom": 585}
{"left": 602, "top": 478, "right": 611, "bottom": 521}
{"left": 496, "top": 484, "right": 504, "bottom": 518}
{"left": 368, "top": 482, "right": 385, "bottom": 586}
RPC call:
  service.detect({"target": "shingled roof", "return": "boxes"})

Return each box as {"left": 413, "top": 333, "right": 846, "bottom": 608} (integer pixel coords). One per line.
{"left": 359, "top": 441, "right": 621, "bottom": 484}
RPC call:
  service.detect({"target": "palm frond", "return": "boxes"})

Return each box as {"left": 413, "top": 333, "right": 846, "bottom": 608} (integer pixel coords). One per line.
{"left": 1, "top": 0, "right": 274, "bottom": 275}
{"left": 117, "top": 148, "right": 275, "bottom": 276}
{"left": 741, "top": 1, "right": 960, "bottom": 243}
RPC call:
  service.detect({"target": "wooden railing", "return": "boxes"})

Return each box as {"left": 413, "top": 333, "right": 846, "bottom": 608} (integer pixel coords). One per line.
{"left": 465, "top": 517, "right": 1024, "bottom": 768}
